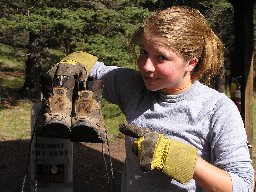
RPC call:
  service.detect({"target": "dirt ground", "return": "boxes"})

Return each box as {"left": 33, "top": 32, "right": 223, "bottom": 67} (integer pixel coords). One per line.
{"left": 0, "top": 138, "right": 125, "bottom": 192}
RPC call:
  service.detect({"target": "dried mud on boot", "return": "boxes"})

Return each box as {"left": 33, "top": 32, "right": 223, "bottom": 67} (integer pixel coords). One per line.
{"left": 35, "top": 62, "right": 87, "bottom": 139}
{"left": 71, "top": 79, "right": 107, "bottom": 143}
{"left": 35, "top": 51, "right": 107, "bottom": 143}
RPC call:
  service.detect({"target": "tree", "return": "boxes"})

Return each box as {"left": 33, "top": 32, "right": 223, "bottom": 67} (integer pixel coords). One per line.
{"left": 1, "top": 13, "right": 53, "bottom": 99}
{"left": 1, "top": 0, "right": 237, "bottom": 98}
{"left": 21, "top": 32, "right": 48, "bottom": 99}
{"left": 0, "top": 7, "right": 89, "bottom": 99}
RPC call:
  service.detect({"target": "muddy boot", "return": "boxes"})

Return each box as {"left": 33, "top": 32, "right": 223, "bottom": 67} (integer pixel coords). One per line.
{"left": 35, "top": 61, "right": 88, "bottom": 139}
{"left": 71, "top": 78, "right": 107, "bottom": 143}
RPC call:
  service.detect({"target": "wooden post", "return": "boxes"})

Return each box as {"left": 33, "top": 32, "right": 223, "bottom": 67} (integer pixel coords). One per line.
{"left": 229, "top": 0, "right": 255, "bottom": 158}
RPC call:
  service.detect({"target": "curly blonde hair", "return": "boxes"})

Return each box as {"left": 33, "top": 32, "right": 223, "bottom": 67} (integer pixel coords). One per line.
{"left": 130, "top": 6, "right": 224, "bottom": 83}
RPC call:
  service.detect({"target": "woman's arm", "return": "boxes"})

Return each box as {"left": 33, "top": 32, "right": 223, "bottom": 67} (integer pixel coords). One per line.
{"left": 194, "top": 97, "right": 254, "bottom": 192}
{"left": 193, "top": 156, "right": 232, "bottom": 192}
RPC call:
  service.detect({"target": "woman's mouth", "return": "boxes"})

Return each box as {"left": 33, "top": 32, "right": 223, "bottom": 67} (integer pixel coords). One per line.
{"left": 143, "top": 76, "right": 158, "bottom": 84}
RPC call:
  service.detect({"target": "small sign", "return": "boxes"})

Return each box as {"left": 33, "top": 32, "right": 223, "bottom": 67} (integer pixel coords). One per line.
{"left": 37, "top": 164, "right": 65, "bottom": 183}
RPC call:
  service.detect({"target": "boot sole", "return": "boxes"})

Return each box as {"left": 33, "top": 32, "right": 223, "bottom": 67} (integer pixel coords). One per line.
{"left": 36, "top": 123, "right": 71, "bottom": 139}
{"left": 71, "top": 125, "right": 106, "bottom": 143}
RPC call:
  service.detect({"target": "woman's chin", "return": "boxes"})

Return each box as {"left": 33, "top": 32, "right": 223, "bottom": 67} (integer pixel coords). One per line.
{"left": 145, "top": 85, "right": 159, "bottom": 91}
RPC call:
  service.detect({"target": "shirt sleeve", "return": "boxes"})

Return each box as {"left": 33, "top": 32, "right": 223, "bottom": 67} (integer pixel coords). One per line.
{"left": 210, "top": 96, "right": 254, "bottom": 191}
{"left": 89, "top": 61, "right": 145, "bottom": 114}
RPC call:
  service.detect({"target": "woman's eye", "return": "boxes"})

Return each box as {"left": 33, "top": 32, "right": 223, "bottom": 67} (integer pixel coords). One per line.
{"left": 157, "top": 55, "right": 167, "bottom": 61}
{"left": 139, "top": 48, "right": 147, "bottom": 55}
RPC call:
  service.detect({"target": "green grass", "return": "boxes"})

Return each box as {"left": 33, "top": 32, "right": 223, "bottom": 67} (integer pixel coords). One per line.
{"left": 1, "top": 76, "right": 24, "bottom": 88}
{"left": 0, "top": 101, "right": 32, "bottom": 140}
{"left": 102, "top": 99, "right": 125, "bottom": 137}
{"left": 0, "top": 43, "right": 30, "bottom": 140}
{"left": 0, "top": 43, "right": 27, "bottom": 71}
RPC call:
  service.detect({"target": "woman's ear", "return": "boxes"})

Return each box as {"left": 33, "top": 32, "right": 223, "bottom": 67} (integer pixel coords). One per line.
{"left": 186, "top": 57, "right": 198, "bottom": 72}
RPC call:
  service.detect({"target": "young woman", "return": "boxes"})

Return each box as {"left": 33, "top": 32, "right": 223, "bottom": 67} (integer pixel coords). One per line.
{"left": 88, "top": 6, "right": 254, "bottom": 191}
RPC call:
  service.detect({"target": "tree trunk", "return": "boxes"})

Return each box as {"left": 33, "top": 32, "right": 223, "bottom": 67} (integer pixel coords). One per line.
{"left": 63, "top": 37, "right": 72, "bottom": 55}
{"left": 20, "top": 32, "right": 47, "bottom": 101}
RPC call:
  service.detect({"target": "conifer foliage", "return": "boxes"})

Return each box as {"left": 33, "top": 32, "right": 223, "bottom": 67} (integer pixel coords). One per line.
{"left": 0, "top": 0, "right": 235, "bottom": 98}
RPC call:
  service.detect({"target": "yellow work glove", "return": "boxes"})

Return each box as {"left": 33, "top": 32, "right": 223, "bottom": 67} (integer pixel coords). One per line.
{"left": 119, "top": 122, "right": 198, "bottom": 184}
{"left": 60, "top": 51, "right": 98, "bottom": 73}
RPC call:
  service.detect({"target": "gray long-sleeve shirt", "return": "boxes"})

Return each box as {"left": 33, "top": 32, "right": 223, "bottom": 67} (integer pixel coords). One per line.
{"left": 90, "top": 61, "right": 254, "bottom": 192}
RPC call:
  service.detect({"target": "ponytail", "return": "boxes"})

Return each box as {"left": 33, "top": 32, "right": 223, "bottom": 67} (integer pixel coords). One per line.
{"left": 194, "top": 30, "right": 224, "bottom": 84}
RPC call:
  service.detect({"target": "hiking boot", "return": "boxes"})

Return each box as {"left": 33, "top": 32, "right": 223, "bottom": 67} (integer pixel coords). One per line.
{"left": 71, "top": 79, "right": 107, "bottom": 143}
{"left": 35, "top": 61, "right": 88, "bottom": 139}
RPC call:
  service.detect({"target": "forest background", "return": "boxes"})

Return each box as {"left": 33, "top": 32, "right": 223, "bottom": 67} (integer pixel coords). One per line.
{"left": 0, "top": 0, "right": 256, "bottom": 191}
{"left": 2, "top": 0, "right": 255, "bottom": 97}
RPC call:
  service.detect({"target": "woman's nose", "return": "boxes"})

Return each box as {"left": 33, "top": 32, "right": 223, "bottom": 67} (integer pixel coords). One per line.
{"left": 141, "top": 58, "right": 155, "bottom": 73}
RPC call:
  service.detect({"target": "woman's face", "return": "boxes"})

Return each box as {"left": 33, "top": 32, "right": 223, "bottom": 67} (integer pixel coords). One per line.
{"left": 137, "top": 34, "right": 195, "bottom": 94}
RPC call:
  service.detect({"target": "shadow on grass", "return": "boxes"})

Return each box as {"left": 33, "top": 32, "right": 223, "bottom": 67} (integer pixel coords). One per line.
{"left": 0, "top": 86, "right": 28, "bottom": 109}
{"left": 0, "top": 72, "right": 40, "bottom": 109}
{"left": 0, "top": 139, "right": 125, "bottom": 192}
